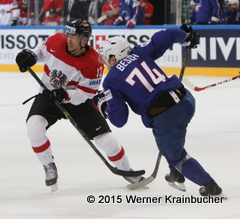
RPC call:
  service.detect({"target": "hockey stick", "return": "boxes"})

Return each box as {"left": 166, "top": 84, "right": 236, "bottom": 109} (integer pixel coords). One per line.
{"left": 26, "top": 66, "right": 145, "bottom": 177}
{"left": 97, "top": 15, "right": 115, "bottom": 23}
{"left": 127, "top": 152, "right": 162, "bottom": 190}
{"left": 183, "top": 73, "right": 240, "bottom": 92}
{"left": 127, "top": 46, "right": 191, "bottom": 190}
{"left": 97, "top": 15, "right": 107, "bottom": 23}
{"left": 179, "top": 46, "right": 190, "bottom": 81}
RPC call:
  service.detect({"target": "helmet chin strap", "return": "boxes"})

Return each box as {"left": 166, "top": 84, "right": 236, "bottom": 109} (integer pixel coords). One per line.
{"left": 71, "top": 46, "right": 82, "bottom": 55}
{"left": 70, "top": 39, "right": 86, "bottom": 56}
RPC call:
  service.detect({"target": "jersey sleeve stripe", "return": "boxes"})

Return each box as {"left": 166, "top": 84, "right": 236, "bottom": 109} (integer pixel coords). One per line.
{"left": 76, "top": 85, "right": 98, "bottom": 94}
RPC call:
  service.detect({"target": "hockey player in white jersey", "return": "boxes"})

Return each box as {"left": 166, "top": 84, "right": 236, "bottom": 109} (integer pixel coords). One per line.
{"left": 0, "top": 0, "right": 20, "bottom": 25}
{"left": 15, "top": 19, "right": 144, "bottom": 192}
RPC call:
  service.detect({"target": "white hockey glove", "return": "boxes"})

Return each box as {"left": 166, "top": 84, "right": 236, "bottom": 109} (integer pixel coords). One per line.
{"left": 92, "top": 90, "right": 112, "bottom": 118}
{"left": 208, "top": 16, "right": 220, "bottom": 25}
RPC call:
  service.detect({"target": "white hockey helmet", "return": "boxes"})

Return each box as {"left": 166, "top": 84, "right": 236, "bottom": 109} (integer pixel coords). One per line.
{"left": 189, "top": 0, "right": 196, "bottom": 7}
{"left": 98, "top": 36, "right": 130, "bottom": 66}
{"left": 229, "top": 0, "right": 239, "bottom": 5}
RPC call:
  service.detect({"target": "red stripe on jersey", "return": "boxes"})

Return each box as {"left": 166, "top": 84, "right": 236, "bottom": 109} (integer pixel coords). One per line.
{"left": 44, "top": 65, "right": 50, "bottom": 76}
{"left": 67, "top": 81, "right": 78, "bottom": 86}
{"left": 67, "top": 81, "right": 98, "bottom": 94}
{"left": 32, "top": 139, "right": 50, "bottom": 153}
{"left": 76, "top": 85, "right": 98, "bottom": 94}
{"left": 108, "top": 146, "right": 125, "bottom": 161}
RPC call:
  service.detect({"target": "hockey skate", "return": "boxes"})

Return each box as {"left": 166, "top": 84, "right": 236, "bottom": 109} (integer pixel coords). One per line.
{"left": 199, "top": 179, "right": 227, "bottom": 199}
{"left": 124, "top": 168, "right": 146, "bottom": 185}
{"left": 165, "top": 167, "right": 186, "bottom": 192}
{"left": 43, "top": 162, "right": 58, "bottom": 192}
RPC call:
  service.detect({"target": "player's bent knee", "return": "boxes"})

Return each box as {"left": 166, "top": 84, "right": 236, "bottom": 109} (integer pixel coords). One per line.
{"left": 27, "top": 115, "right": 48, "bottom": 143}
{"left": 94, "top": 132, "right": 121, "bottom": 155}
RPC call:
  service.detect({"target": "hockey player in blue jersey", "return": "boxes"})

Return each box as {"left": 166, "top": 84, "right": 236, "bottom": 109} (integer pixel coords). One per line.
{"left": 94, "top": 25, "right": 224, "bottom": 197}
{"left": 194, "top": 0, "right": 221, "bottom": 24}
{"left": 114, "top": 0, "right": 145, "bottom": 28}
{"left": 225, "top": 0, "right": 240, "bottom": 24}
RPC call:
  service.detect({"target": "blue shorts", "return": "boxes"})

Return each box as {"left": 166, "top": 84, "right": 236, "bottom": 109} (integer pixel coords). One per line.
{"left": 152, "top": 89, "right": 195, "bottom": 163}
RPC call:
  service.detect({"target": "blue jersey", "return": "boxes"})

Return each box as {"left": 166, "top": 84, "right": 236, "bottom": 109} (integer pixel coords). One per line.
{"left": 190, "top": 10, "right": 197, "bottom": 24}
{"left": 195, "top": 0, "right": 220, "bottom": 24}
{"left": 119, "top": 0, "right": 145, "bottom": 24}
{"left": 225, "top": 8, "right": 240, "bottom": 24}
{"left": 103, "top": 28, "right": 187, "bottom": 128}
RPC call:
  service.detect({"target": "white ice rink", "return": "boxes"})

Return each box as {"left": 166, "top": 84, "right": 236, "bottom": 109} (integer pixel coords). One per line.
{"left": 0, "top": 72, "right": 240, "bottom": 219}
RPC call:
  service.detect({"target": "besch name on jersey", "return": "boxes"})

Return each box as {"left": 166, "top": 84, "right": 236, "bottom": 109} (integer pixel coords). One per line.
{"left": 116, "top": 54, "right": 140, "bottom": 71}
{"left": 0, "top": 26, "right": 240, "bottom": 77}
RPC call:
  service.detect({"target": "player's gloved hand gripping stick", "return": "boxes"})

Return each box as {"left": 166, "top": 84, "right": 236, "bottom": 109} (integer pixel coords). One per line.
{"left": 26, "top": 66, "right": 145, "bottom": 177}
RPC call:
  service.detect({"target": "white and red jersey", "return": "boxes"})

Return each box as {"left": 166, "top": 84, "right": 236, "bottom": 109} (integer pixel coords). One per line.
{"left": 32, "top": 33, "right": 104, "bottom": 106}
{"left": 42, "top": 15, "right": 64, "bottom": 26}
{"left": 0, "top": 0, "right": 20, "bottom": 25}
{"left": 18, "top": 9, "right": 34, "bottom": 26}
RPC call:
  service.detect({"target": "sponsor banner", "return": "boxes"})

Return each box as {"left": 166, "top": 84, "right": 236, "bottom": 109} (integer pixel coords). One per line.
{"left": 187, "top": 29, "right": 240, "bottom": 67}
{"left": 0, "top": 27, "right": 239, "bottom": 76}
{"left": 89, "top": 29, "right": 182, "bottom": 68}
{"left": 0, "top": 28, "right": 181, "bottom": 67}
{"left": 0, "top": 29, "right": 56, "bottom": 64}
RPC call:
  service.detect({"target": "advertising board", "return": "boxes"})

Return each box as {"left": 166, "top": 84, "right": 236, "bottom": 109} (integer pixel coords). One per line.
{"left": 0, "top": 26, "right": 239, "bottom": 77}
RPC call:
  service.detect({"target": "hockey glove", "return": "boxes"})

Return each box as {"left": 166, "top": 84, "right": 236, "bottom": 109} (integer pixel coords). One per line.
{"left": 42, "top": 88, "right": 68, "bottom": 103}
{"left": 11, "top": 18, "right": 18, "bottom": 26}
{"left": 92, "top": 90, "right": 112, "bottom": 119}
{"left": 208, "top": 16, "right": 220, "bottom": 24}
{"left": 15, "top": 49, "right": 37, "bottom": 72}
{"left": 126, "top": 19, "right": 136, "bottom": 28}
{"left": 180, "top": 24, "right": 200, "bottom": 49}
{"left": 114, "top": 16, "right": 123, "bottom": 25}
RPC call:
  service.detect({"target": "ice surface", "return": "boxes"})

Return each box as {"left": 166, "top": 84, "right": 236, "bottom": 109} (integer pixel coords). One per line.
{"left": 0, "top": 73, "right": 240, "bottom": 219}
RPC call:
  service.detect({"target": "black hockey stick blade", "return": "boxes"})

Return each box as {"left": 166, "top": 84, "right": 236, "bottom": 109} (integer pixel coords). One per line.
{"left": 26, "top": 66, "right": 145, "bottom": 177}
{"left": 127, "top": 152, "right": 162, "bottom": 190}
{"left": 112, "top": 167, "right": 145, "bottom": 177}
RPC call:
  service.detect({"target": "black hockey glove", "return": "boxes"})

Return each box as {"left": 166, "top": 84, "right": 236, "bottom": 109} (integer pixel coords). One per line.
{"left": 11, "top": 18, "right": 18, "bottom": 26}
{"left": 42, "top": 88, "right": 68, "bottom": 103}
{"left": 15, "top": 49, "right": 37, "bottom": 72}
{"left": 180, "top": 24, "right": 200, "bottom": 49}
{"left": 92, "top": 91, "right": 108, "bottom": 119}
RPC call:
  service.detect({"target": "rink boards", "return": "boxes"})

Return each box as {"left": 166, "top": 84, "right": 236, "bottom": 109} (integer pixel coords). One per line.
{"left": 0, "top": 25, "right": 239, "bottom": 77}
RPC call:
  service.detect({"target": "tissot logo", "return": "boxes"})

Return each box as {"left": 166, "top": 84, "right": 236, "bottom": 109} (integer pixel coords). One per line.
{"left": 90, "top": 34, "right": 150, "bottom": 50}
